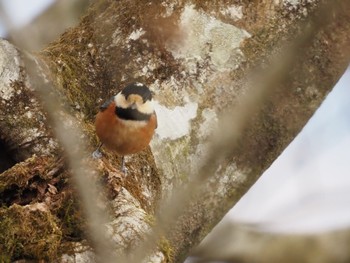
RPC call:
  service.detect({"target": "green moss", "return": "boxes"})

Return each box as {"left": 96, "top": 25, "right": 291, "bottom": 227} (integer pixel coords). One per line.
{"left": 0, "top": 204, "right": 62, "bottom": 261}
{"left": 167, "top": 137, "right": 191, "bottom": 184}
{"left": 42, "top": 50, "right": 95, "bottom": 118}
{"left": 159, "top": 237, "right": 174, "bottom": 262}
{"left": 56, "top": 193, "right": 85, "bottom": 240}
{"left": 40, "top": 21, "right": 99, "bottom": 121}
{"left": 0, "top": 156, "right": 38, "bottom": 193}
{"left": 144, "top": 213, "right": 156, "bottom": 226}
{"left": 0, "top": 255, "right": 11, "bottom": 263}
{"left": 0, "top": 155, "right": 56, "bottom": 195}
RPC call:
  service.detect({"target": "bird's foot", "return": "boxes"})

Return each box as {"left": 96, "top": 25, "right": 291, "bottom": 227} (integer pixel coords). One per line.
{"left": 92, "top": 149, "right": 103, "bottom": 159}
{"left": 121, "top": 156, "right": 128, "bottom": 176}
{"left": 121, "top": 165, "right": 128, "bottom": 176}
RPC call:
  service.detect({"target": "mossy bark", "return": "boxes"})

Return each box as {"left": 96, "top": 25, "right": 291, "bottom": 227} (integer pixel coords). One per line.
{"left": 0, "top": 0, "right": 349, "bottom": 262}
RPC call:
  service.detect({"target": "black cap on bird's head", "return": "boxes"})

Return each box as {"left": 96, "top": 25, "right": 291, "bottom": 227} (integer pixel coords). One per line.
{"left": 113, "top": 82, "right": 155, "bottom": 122}
{"left": 121, "top": 82, "right": 152, "bottom": 103}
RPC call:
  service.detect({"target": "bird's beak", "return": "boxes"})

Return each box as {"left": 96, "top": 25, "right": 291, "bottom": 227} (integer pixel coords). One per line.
{"left": 130, "top": 103, "right": 137, "bottom": 110}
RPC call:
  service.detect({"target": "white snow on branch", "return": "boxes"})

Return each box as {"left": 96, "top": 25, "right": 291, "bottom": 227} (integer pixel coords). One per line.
{"left": 153, "top": 100, "right": 198, "bottom": 140}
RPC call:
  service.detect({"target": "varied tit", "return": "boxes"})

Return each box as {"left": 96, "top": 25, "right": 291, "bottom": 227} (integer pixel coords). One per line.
{"left": 93, "top": 82, "right": 157, "bottom": 173}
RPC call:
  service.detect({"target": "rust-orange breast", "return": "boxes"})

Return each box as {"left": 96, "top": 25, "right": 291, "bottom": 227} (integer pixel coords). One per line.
{"left": 95, "top": 101, "right": 157, "bottom": 155}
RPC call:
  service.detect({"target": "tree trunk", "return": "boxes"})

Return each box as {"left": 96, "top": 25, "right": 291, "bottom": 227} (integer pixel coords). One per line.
{"left": 0, "top": 0, "right": 349, "bottom": 262}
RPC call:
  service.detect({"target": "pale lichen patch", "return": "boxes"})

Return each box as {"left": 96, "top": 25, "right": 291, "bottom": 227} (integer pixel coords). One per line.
{"left": 214, "top": 163, "right": 248, "bottom": 198}
{"left": 161, "top": 1, "right": 176, "bottom": 17}
{"left": 147, "top": 5, "right": 252, "bottom": 187}
{"left": 111, "top": 28, "right": 122, "bottom": 47}
{"left": 61, "top": 243, "right": 95, "bottom": 263}
{"left": 106, "top": 188, "right": 151, "bottom": 251}
{"left": 284, "top": 0, "right": 300, "bottom": 6}
{"left": 198, "top": 108, "right": 218, "bottom": 139}
{"left": 129, "top": 28, "right": 146, "bottom": 41}
{"left": 146, "top": 251, "right": 166, "bottom": 263}
{"left": 283, "top": 0, "right": 316, "bottom": 7}
{"left": 166, "top": 5, "right": 250, "bottom": 71}
{"left": 220, "top": 5, "right": 244, "bottom": 21}
{"left": 281, "top": 0, "right": 316, "bottom": 14}
{"left": 151, "top": 135, "right": 192, "bottom": 193}
{"left": 151, "top": 92, "right": 231, "bottom": 185}
{"left": 24, "top": 108, "right": 33, "bottom": 118}
{"left": 0, "top": 40, "right": 20, "bottom": 102}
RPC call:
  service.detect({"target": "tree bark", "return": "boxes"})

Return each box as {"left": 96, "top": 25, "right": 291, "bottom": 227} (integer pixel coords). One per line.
{"left": 193, "top": 222, "right": 350, "bottom": 263}
{"left": 0, "top": 0, "right": 349, "bottom": 262}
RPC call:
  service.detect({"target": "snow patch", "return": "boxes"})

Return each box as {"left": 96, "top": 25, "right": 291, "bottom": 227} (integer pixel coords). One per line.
{"left": 153, "top": 100, "right": 198, "bottom": 140}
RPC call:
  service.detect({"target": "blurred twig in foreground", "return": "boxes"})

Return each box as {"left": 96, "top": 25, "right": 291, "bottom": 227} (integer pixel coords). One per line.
{"left": 0, "top": 1, "right": 116, "bottom": 262}
{"left": 192, "top": 222, "right": 350, "bottom": 263}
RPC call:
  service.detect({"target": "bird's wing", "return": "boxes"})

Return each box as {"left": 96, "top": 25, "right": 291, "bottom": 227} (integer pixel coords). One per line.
{"left": 99, "top": 96, "right": 115, "bottom": 111}
{"left": 153, "top": 111, "right": 158, "bottom": 129}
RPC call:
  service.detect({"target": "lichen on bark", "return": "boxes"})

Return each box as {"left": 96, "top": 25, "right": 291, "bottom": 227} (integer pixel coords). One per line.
{"left": 0, "top": 0, "right": 349, "bottom": 262}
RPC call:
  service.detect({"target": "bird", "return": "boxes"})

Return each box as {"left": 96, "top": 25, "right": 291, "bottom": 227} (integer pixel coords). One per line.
{"left": 93, "top": 82, "right": 157, "bottom": 174}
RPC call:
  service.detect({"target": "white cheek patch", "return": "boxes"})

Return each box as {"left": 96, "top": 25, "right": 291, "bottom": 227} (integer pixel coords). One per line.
{"left": 115, "top": 92, "right": 154, "bottom": 115}
{"left": 115, "top": 93, "right": 128, "bottom": 109}
{"left": 137, "top": 100, "right": 154, "bottom": 115}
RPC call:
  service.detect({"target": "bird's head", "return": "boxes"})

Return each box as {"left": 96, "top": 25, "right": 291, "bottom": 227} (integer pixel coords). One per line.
{"left": 114, "top": 83, "right": 154, "bottom": 121}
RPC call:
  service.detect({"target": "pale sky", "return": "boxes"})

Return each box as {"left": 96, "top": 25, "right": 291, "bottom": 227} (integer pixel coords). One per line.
{"left": 230, "top": 68, "right": 350, "bottom": 233}
{"left": 1, "top": 0, "right": 350, "bottom": 235}
{"left": 0, "top": 0, "right": 54, "bottom": 35}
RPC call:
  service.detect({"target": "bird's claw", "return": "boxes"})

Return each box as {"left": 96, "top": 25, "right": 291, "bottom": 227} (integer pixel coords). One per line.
{"left": 92, "top": 149, "right": 103, "bottom": 159}
{"left": 121, "top": 165, "right": 128, "bottom": 176}
{"left": 121, "top": 156, "right": 128, "bottom": 176}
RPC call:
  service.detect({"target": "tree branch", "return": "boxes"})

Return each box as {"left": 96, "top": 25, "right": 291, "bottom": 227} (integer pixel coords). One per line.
{"left": 0, "top": 0, "right": 349, "bottom": 262}
{"left": 193, "top": 222, "right": 350, "bottom": 263}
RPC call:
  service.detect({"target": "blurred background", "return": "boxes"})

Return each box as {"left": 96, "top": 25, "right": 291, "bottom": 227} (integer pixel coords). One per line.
{"left": 0, "top": 0, "right": 54, "bottom": 36}
{"left": 230, "top": 68, "right": 350, "bottom": 234}
{"left": 1, "top": 0, "right": 349, "bottom": 239}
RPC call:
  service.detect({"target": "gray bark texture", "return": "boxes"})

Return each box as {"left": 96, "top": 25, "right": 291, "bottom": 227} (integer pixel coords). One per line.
{"left": 193, "top": 222, "right": 350, "bottom": 263}
{"left": 0, "top": 0, "right": 349, "bottom": 262}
